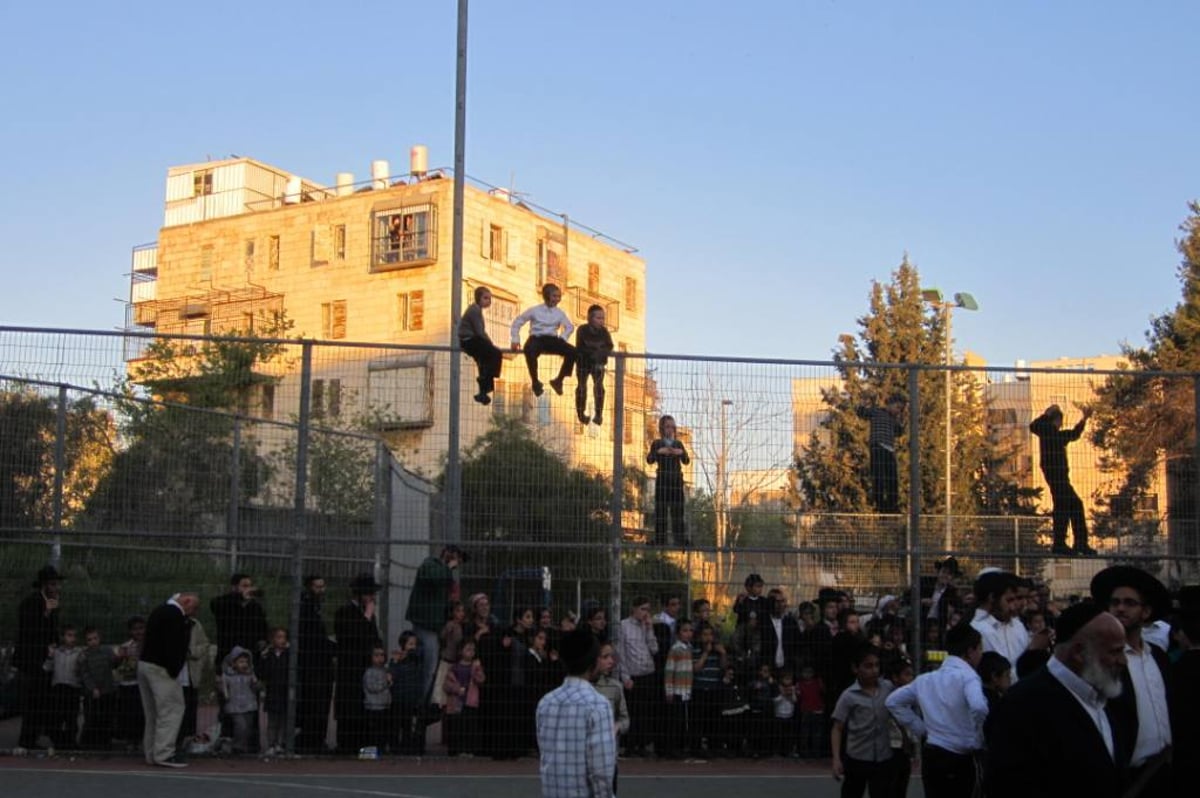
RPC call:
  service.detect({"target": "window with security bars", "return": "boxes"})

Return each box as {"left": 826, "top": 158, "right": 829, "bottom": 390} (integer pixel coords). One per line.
{"left": 483, "top": 294, "right": 517, "bottom": 344}
{"left": 625, "top": 276, "right": 639, "bottom": 314}
{"left": 374, "top": 205, "right": 436, "bottom": 269}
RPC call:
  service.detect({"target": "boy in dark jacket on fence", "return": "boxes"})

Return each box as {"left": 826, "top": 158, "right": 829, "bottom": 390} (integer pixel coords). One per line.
{"left": 574, "top": 304, "right": 613, "bottom": 425}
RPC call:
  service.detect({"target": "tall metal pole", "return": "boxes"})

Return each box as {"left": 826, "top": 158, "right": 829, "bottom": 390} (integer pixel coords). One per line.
{"left": 51, "top": 384, "right": 67, "bottom": 568}
{"left": 285, "top": 342, "right": 313, "bottom": 755}
{"left": 609, "top": 356, "right": 626, "bottom": 641}
{"left": 907, "top": 367, "right": 924, "bottom": 671}
{"left": 445, "top": 0, "right": 469, "bottom": 544}
{"left": 944, "top": 304, "right": 953, "bottom": 553}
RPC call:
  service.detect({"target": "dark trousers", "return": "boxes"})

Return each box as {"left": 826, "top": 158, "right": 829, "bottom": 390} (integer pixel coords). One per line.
{"left": 870, "top": 444, "right": 899, "bottom": 513}
{"left": 799, "top": 711, "right": 826, "bottom": 757}
{"left": 841, "top": 755, "right": 895, "bottom": 798}
{"left": 17, "top": 671, "right": 52, "bottom": 748}
{"left": 654, "top": 487, "right": 688, "bottom": 546}
{"left": 921, "top": 744, "right": 977, "bottom": 798}
{"left": 177, "top": 684, "right": 197, "bottom": 749}
{"left": 625, "top": 674, "right": 658, "bottom": 753}
{"left": 364, "top": 708, "right": 389, "bottom": 752}
{"left": 891, "top": 750, "right": 912, "bottom": 798}
{"left": 575, "top": 363, "right": 605, "bottom": 419}
{"left": 81, "top": 692, "right": 116, "bottom": 749}
{"left": 444, "top": 707, "right": 478, "bottom": 755}
{"left": 523, "top": 335, "right": 575, "bottom": 387}
{"left": 296, "top": 674, "right": 333, "bottom": 752}
{"left": 1046, "top": 477, "right": 1089, "bottom": 549}
{"left": 462, "top": 336, "right": 503, "bottom": 395}
{"left": 116, "top": 683, "right": 144, "bottom": 742}
{"left": 774, "top": 715, "right": 798, "bottom": 756}
{"left": 48, "top": 684, "right": 81, "bottom": 748}
{"left": 393, "top": 702, "right": 423, "bottom": 754}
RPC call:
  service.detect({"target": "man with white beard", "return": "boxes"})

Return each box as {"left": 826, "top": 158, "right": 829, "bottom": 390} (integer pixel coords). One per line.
{"left": 984, "top": 602, "right": 1130, "bottom": 798}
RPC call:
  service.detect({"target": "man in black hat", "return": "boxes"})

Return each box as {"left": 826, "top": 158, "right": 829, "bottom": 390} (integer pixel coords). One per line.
{"left": 14, "top": 565, "right": 63, "bottom": 750}
{"left": 296, "top": 574, "right": 335, "bottom": 753}
{"left": 985, "top": 601, "right": 1130, "bottom": 797}
{"left": 1091, "top": 566, "right": 1173, "bottom": 797}
{"left": 405, "top": 545, "right": 465, "bottom": 705}
{"left": 334, "top": 573, "right": 384, "bottom": 754}
{"left": 1030, "top": 403, "right": 1094, "bottom": 556}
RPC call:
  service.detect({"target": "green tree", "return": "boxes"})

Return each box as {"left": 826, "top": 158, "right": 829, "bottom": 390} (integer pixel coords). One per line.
{"left": 83, "top": 313, "right": 290, "bottom": 533}
{"left": 1089, "top": 203, "right": 1200, "bottom": 559}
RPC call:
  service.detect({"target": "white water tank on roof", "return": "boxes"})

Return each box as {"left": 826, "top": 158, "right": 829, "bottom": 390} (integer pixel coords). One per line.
{"left": 410, "top": 145, "right": 428, "bottom": 177}
{"left": 335, "top": 172, "right": 354, "bottom": 197}
{"left": 371, "top": 160, "right": 390, "bottom": 190}
{"left": 283, "top": 176, "right": 302, "bottom": 204}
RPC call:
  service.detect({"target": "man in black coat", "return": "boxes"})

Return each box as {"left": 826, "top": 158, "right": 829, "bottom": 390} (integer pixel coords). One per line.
{"left": 1030, "top": 404, "right": 1093, "bottom": 555}
{"left": 985, "top": 602, "right": 1130, "bottom": 798}
{"left": 1170, "top": 591, "right": 1200, "bottom": 797}
{"left": 761, "top": 589, "right": 803, "bottom": 677}
{"left": 296, "top": 574, "right": 336, "bottom": 753}
{"left": 920, "top": 557, "right": 962, "bottom": 649}
{"left": 14, "top": 565, "right": 63, "bottom": 750}
{"left": 334, "top": 573, "right": 384, "bottom": 754}
{"left": 210, "top": 573, "right": 269, "bottom": 664}
{"left": 1091, "top": 566, "right": 1174, "bottom": 797}
{"left": 138, "top": 593, "right": 200, "bottom": 768}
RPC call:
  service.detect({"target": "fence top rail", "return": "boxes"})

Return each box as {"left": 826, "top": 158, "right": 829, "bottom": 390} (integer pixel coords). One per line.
{"left": 4, "top": 325, "right": 1200, "bottom": 379}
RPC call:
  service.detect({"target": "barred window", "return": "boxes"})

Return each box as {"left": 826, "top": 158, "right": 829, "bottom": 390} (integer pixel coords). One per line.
{"left": 373, "top": 205, "right": 436, "bottom": 269}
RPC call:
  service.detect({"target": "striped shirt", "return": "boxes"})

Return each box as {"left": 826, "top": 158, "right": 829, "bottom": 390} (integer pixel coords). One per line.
{"left": 536, "top": 676, "right": 616, "bottom": 798}
{"left": 664, "top": 641, "right": 694, "bottom": 700}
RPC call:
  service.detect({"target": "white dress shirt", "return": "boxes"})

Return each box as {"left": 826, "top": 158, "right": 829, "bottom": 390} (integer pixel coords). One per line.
{"left": 1125, "top": 643, "right": 1172, "bottom": 766}
{"left": 970, "top": 609, "right": 1030, "bottom": 666}
{"left": 511, "top": 304, "right": 574, "bottom": 343}
{"left": 885, "top": 655, "right": 989, "bottom": 754}
{"left": 1046, "top": 656, "right": 1114, "bottom": 760}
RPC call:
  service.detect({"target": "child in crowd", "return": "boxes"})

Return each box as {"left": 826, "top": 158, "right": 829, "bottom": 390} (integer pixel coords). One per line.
{"left": 443, "top": 639, "right": 484, "bottom": 756}
{"left": 77, "top": 626, "right": 118, "bottom": 750}
{"left": 647, "top": 415, "right": 691, "bottom": 546}
{"left": 691, "top": 624, "right": 726, "bottom": 758}
{"left": 884, "top": 657, "right": 916, "bottom": 798}
{"left": 773, "top": 672, "right": 798, "bottom": 757}
{"left": 716, "top": 664, "right": 750, "bottom": 757}
{"left": 258, "top": 627, "right": 290, "bottom": 755}
{"left": 436, "top": 601, "right": 466, "bottom": 711}
{"left": 574, "top": 303, "right": 613, "bottom": 425}
{"left": 510, "top": 282, "right": 575, "bottom": 397}
{"left": 796, "top": 663, "right": 827, "bottom": 758}
{"left": 460, "top": 285, "right": 504, "bottom": 405}
{"left": 219, "top": 648, "right": 260, "bottom": 754}
{"left": 44, "top": 625, "right": 82, "bottom": 749}
{"left": 734, "top": 573, "right": 768, "bottom": 627}
{"left": 114, "top": 615, "right": 145, "bottom": 746}
{"left": 363, "top": 646, "right": 393, "bottom": 753}
{"left": 977, "top": 651, "right": 1012, "bottom": 712}
{"left": 389, "top": 632, "right": 425, "bottom": 754}
{"left": 831, "top": 645, "right": 895, "bottom": 798}
{"left": 747, "top": 663, "right": 776, "bottom": 756}
{"left": 593, "top": 642, "right": 629, "bottom": 744}
{"left": 663, "top": 619, "right": 696, "bottom": 759}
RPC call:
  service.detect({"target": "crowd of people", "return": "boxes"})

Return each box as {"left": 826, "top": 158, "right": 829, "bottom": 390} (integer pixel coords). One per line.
{"left": 11, "top": 549, "right": 1200, "bottom": 798}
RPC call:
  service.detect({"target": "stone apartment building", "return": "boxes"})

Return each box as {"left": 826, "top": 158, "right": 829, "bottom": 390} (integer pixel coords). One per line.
{"left": 127, "top": 150, "right": 653, "bottom": 479}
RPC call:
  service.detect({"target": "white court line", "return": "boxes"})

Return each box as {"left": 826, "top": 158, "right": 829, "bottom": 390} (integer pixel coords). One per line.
{"left": 0, "top": 769, "right": 436, "bottom": 798}
{"left": 0, "top": 767, "right": 851, "bottom": 781}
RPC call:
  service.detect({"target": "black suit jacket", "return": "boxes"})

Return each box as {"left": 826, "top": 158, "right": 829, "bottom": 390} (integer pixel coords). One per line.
{"left": 985, "top": 665, "right": 1129, "bottom": 798}
{"left": 1108, "top": 641, "right": 1171, "bottom": 761}
{"left": 333, "top": 599, "right": 383, "bottom": 717}
{"left": 210, "top": 591, "right": 269, "bottom": 662}
{"left": 142, "top": 602, "right": 190, "bottom": 678}
{"left": 15, "top": 590, "right": 58, "bottom": 675}
{"left": 759, "top": 614, "right": 803, "bottom": 674}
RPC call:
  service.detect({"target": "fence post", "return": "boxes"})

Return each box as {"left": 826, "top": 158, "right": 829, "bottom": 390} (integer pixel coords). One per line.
{"left": 1013, "top": 516, "right": 1021, "bottom": 575}
{"left": 374, "top": 439, "right": 392, "bottom": 636}
{"left": 51, "top": 383, "right": 67, "bottom": 568}
{"left": 228, "top": 416, "right": 241, "bottom": 575}
{"left": 906, "top": 366, "right": 924, "bottom": 671}
{"left": 285, "top": 341, "right": 313, "bottom": 756}
{"left": 609, "top": 354, "right": 626, "bottom": 639}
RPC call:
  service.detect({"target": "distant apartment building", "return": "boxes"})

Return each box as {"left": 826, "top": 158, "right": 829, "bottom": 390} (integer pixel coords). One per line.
{"left": 126, "top": 150, "right": 651, "bottom": 478}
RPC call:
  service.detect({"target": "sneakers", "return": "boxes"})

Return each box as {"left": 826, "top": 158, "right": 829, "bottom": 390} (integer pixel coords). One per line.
{"left": 531, "top": 381, "right": 544, "bottom": 397}
{"left": 577, "top": 410, "right": 591, "bottom": 424}
{"left": 548, "top": 378, "right": 564, "bottom": 395}
{"left": 155, "top": 757, "right": 189, "bottom": 768}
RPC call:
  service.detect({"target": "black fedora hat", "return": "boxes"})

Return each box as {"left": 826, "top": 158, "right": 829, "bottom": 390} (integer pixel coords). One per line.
{"left": 935, "top": 557, "right": 961, "bottom": 576}
{"left": 33, "top": 565, "right": 65, "bottom": 587}
{"left": 1090, "top": 566, "right": 1170, "bottom": 622}
{"left": 349, "top": 572, "right": 383, "bottom": 594}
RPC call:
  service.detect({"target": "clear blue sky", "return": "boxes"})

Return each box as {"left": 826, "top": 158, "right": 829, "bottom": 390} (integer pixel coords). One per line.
{"left": 2, "top": 1, "right": 1197, "bottom": 368}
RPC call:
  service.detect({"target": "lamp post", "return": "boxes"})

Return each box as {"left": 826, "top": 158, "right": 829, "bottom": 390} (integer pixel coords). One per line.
{"left": 920, "top": 288, "right": 979, "bottom": 553}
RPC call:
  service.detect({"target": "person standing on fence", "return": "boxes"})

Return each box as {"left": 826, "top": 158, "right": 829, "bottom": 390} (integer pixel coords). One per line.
{"left": 510, "top": 282, "right": 577, "bottom": 398}
{"left": 15, "top": 565, "right": 64, "bottom": 752}
{"left": 406, "top": 545, "right": 466, "bottom": 707}
{"left": 1030, "top": 404, "right": 1095, "bottom": 556}
{"left": 647, "top": 414, "right": 691, "bottom": 547}
{"left": 857, "top": 395, "right": 904, "bottom": 514}
{"left": 460, "top": 286, "right": 504, "bottom": 405}
{"left": 297, "top": 574, "right": 336, "bottom": 754}
{"left": 536, "top": 626, "right": 616, "bottom": 798}
{"left": 138, "top": 592, "right": 199, "bottom": 768}
{"left": 574, "top": 303, "right": 613, "bottom": 425}
{"left": 334, "top": 573, "right": 384, "bottom": 754}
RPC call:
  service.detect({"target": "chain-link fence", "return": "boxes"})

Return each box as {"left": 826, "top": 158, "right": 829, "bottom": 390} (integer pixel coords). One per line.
{"left": 1, "top": 325, "right": 1197, "bottom": 758}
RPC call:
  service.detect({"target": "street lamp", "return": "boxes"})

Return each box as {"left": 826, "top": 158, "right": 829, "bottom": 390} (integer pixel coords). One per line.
{"left": 921, "top": 288, "right": 979, "bottom": 553}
